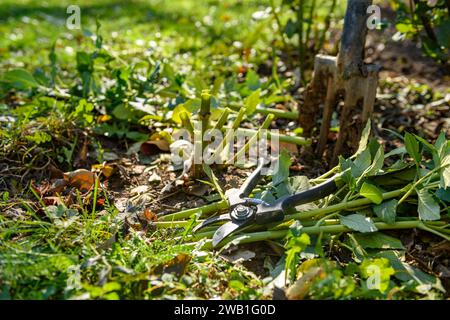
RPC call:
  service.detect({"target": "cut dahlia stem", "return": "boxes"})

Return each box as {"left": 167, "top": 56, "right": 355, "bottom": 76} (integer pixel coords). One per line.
{"left": 186, "top": 220, "right": 428, "bottom": 250}
{"left": 157, "top": 199, "right": 228, "bottom": 222}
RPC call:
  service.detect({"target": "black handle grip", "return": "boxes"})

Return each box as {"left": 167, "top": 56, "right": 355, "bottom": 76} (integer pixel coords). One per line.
{"left": 239, "top": 158, "right": 268, "bottom": 197}
{"left": 281, "top": 177, "right": 338, "bottom": 211}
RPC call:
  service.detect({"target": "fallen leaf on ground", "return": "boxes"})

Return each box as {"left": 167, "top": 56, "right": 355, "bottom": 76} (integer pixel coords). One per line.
{"left": 271, "top": 140, "right": 298, "bottom": 155}
{"left": 143, "top": 208, "right": 158, "bottom": 222}
{"left": 92, "top": 163, "right": 115, "bottom": 178}
{"left": 159, "top": 253, "right": 191, "bottom": 276}
{"left": 140, "top": 139, "right": 170, "bottom": 155}
{"left": 63, "top": 169, "right": 95, "bottom": 192}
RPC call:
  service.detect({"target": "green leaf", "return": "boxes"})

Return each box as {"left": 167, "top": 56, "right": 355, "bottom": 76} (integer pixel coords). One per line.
{"left": 384, "top": 147, "right": 406, "bottom": 159}
{"left": 359, "top": 182, "right": 383, "bottom": 204}
{"left": 436, "top": 188, "right": 450, "bottom": 202}
{"left": 288, "top": 176, "right": 310, "bottom": 194}
{"left": 417, "top": 188, "right": 440, "bottom": 221}
{"left": 285, "top": 225, "right": 310, "bottom": 282}
{"left": 434, "top": 131, "right": 447, "bottom": 153}
{"left": 440, "top": 154, "right": 450, "bottom": 189}
{"left": 245, "top": 89, "right": 261, "bottom": 115}
{"left": 396, "top": 22, "right": 414, "bottom": 33}
{"left": 373, "top": 199, "right": 397, "bottom": 224}
{"left": 202, "top": 163, "right": 225, "bottom": 200}
{"left": 244, "top": 70, "right": 261, "bottom": 91}
{"left": 355, "top": 119, "right": 371, "bottom": 156}
{"left": 351, "top": 149, "right": 371, "bottom": 178}
{"left": 404, "top": 132, "right": 421, "bottom": 164}
{"left": 339, "top": 156, "right": 356, "bottom": 190}
{"left": 112, "top": 104, "right": 135, "bottom": 121}
{"left": 366, "top": 144, "right": 384, "bottom": 176}
{"left": 375, "top": 251, "right": 445, "bottom": 292}
{"left": 359, "top": 258, "right": 395, "bottom": 293}
{"left": 353, "top": 232, "right": 404, "bottom": 250}
{"left": 272, "top": 150, "right": 291, "bottom": 186}
{"left": 3, "top": 69, "right": 40, "bottom": 89}
{"left": 284, "top": 18, "right": 297, "bottom": 38}
{"left": 171, "top": 104, "right": 189, "bottom": 124}
{"left": 340, "top": 214, "right": 378, "bottom": 233}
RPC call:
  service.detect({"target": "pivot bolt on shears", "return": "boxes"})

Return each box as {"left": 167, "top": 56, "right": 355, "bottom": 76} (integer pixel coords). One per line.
{"left": 193, "top": 158, "right": 341, "bottom": 247}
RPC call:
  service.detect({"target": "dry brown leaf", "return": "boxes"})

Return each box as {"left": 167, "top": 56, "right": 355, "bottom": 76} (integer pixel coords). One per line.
{"left": 154, "top": 253, "right": 191, "bottom": 277}
{"left": 64, "top": 169, "right": 95, "bottom": 192}
{"left": 271, "top": 140, "right": 298, "bottom": 155}
{"left": 48, "top": 179, "right": 69, "bottom": 194}
{"left": 286, "top": 267, "right": 324, "bottom": 300}
{"left": 140, "top": 139, "right": 170, "bottom": 155}
{"left": 92, "top": 163, "right": 115, "bottom": 178}
{"left": 48, "top": 164, "right": 64, "bottom": 179}
{"left": 143, "top": 208, "right": 158, "bottom": 222}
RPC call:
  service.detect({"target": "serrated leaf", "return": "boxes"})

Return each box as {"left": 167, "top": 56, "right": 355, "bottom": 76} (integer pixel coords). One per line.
{"left": 373, "top": 199, "right": 397, "bottom": 224}
{"left": 340, "top": 214, "right": 378, "bottom": 233}
{"left": 245, "top": 89, "right": 261, "bottom": 115}
{"left": 3, "top": 68, "right": 40, "bottom": 89}
{"left": 404, "top": 132, "right": 421, "bottom": 164}
{"left": 288, "top": 176, "right": 310, "bottom": 194}
{"left": 360, "top": 182, "right": 383, "bottom": 204}
{"left": 417, "top": 188, "right": 440, "bottom": 221}
{"left": 353, "top": 232, "right": 404, "bottom": 250}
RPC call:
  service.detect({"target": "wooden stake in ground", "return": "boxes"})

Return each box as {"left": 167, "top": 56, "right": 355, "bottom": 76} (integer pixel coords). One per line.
{"left": 299, "top": 0, "right": 379, "bottom": 165}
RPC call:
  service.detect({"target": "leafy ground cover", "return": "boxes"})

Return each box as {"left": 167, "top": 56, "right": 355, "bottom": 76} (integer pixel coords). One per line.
{"left": 0, "top": 0, "right": 449, "bottom": 300}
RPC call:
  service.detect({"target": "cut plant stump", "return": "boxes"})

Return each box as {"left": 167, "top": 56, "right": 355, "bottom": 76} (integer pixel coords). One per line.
{"left": 299, "top": 0, "right": 380, "bottom": 165}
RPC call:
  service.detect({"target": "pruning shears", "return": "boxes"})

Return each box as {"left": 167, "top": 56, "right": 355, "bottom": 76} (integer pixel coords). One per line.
{"left": 193, "top": 158, "right": 340, "bottom": 247}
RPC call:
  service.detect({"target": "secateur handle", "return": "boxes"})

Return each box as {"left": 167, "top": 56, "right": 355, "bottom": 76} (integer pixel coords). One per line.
{"left": 253, "top": 175, "right": 340, "bottom": 224}
{"left": 281, "top": 177, "right": 338, "bottom": 212}
{"left": 238, "top": 158, "right": 268, "bottom": 198}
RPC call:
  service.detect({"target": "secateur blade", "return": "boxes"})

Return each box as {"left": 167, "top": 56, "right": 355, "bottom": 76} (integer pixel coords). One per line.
{"left": 192, "top": 214, "right": 231, "bottom": 233}
{"left": 193, "top": 157, "right": 271, "bottom": 247}
{"left": 212, "top": 221, "right": 244, "bottom": 247}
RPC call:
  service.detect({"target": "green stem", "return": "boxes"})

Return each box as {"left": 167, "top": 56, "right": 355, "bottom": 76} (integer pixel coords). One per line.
{"left": 157, "top": 199, "right": 228, "bottom": 222}
{"left": 226, "top": 103, "right": 298, "bottom": 120}
{"left": 213, "top": 108, "right": 231, "bottom": 131}
{"left": 286, "top": 188, "right": 406, "bottom": 221}
{"left": 254, "top": 107, "right": 298, "bottom": 120}
{"left": 397, "top": 166, "right": 446, "bottom": 205}
{"left": 227, "top": 114, "right": 275, "bottom": 165}
{"left": 235, "top": 128, "right": 310, "bottom": 146}
{"left": 191, "top": 220, "right": 423, "bottom": 250}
